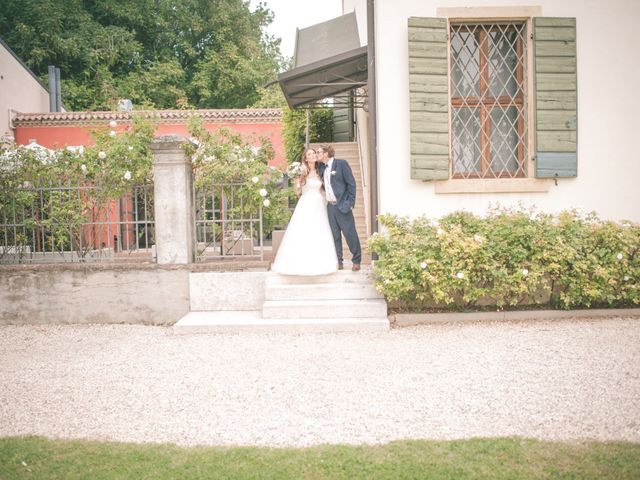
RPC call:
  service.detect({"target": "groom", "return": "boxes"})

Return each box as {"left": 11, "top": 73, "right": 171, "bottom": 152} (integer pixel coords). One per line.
{"left": 317, "top": 144, "right": 362, "bottom": 271}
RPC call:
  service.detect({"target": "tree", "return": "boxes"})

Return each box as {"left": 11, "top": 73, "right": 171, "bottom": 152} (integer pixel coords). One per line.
{"left": 0, "top": 0, "right": 284, "bottom": 110}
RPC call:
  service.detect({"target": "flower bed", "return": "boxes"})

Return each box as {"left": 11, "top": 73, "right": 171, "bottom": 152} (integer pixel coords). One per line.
{"left": 368, "top": 207, "right": 640, "bottom": 311}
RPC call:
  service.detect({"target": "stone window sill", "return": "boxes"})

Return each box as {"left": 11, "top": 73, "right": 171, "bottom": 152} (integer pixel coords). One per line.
{"left": 434, "top": 178, "right": 552, "bottom": 194}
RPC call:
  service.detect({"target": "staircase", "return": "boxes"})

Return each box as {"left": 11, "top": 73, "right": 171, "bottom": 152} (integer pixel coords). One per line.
{"left": 311, "top": 142, "right": 370, "bottom": 265}
{"left": 173, "top": 268, "right": 389, "bottom": 334}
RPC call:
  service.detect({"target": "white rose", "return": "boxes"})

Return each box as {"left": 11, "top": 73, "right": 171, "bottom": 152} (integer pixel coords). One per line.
{"left": 124, "top": 171, "right": 132, "bottom": 180}
{"left": 251, "top": 176, "right": 259, "bottom": 184}
{"left": 522, "top": 269, "right": 529, "bottom": 276}
{"left": 456, "top": 272, "right": 464, "bottom": 279}
{"left": 109, "top": 130, "right": 117, "bottom": 137}
{"left": 128, "top": 146, "right": 134, "bottom": 151}
{"left": 420, "top": 262, "right": 427, "bottom": 269}
{"left": 617, "top": 253, "right": 624, "bottom": 261}
{"left": 263, "top": 199, "right": 270, "bottom": 207}
{"left": 109, "top": 120, "right": 117, "bottom": 128}
{"left": 259, "top": 188, "right": 268, "bottom": 197}
{"left": 98, "top": 151, "right": 107, "bottom": 160}
{"left": 436, "top": 228, "right": 444, "bottom": 235}
{"left": 80, "top": 164, "right": 88, "bottom": 174}
{"left": 624, "top": 276, "right": 630, "bottom": 281}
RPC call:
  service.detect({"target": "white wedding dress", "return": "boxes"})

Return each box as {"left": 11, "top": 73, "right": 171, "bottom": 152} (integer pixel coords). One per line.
{"left": 271, "top": 176, "right": 338, "bottom": 275}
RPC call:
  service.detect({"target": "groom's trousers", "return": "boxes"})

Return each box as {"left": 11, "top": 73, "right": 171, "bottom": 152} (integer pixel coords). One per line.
{"left": 327, "top": 203, "right": 361, "bottom": 265}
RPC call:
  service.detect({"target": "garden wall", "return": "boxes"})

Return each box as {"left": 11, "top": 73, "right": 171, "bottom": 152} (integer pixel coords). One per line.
{"left": 0, "top": 264, "right": 190, "bottom": 325}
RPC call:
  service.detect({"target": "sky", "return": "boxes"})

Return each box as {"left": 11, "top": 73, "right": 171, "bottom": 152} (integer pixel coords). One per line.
{"left": 250, "top": 0, "right": 343, "bottom": 59}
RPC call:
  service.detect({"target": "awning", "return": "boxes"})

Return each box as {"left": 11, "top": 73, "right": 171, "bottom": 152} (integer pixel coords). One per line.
{"left": 278, "top": 12, "right": 368, "bottom": 109}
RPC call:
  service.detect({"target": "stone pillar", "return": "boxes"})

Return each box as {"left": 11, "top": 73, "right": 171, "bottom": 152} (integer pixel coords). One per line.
{"left": 151, "top": 136, "right": 194, "bottom": 264}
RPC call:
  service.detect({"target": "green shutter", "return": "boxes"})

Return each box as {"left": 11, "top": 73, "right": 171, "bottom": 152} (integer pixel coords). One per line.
{"left": 408, "top": 17, "right": 449, "bottom": 180}
{"left": 534, "top": 17, "right": 578, "bottom": 178}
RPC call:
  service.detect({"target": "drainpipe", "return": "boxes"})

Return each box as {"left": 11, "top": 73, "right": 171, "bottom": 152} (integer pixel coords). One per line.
{"left": 48, "top": 66, "right": 56, "bottom": 112}
{"left": 367, "top": 0, "right": 379, "bottom": 236}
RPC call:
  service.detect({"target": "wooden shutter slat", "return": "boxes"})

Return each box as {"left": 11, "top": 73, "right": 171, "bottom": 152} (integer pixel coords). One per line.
{"left": 408, "top": 17, "right": 449, "bottom": 181}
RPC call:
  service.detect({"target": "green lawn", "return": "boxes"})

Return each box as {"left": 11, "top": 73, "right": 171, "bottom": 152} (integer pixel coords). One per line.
{"left": 1, "top": 436, "right": 639, "bottom": 479}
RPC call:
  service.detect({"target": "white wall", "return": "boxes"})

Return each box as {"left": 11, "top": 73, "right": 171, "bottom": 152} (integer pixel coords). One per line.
{"left": 345, "top": 0, "right": 640, "bottom": 222}
{"left": 0, "top": 43, "right": 50, "bottom": 139}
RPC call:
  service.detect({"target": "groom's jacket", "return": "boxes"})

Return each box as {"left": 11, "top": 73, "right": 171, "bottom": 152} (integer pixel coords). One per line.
{"left": 320, "top": 158, "right": 357, "bottom": 214}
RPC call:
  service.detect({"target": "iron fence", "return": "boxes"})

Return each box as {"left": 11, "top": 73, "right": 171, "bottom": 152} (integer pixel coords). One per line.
{"left": 0, "top": 180, "right": 155, "bottom": 263}
{"left": 194, "top": 182, "right": 263, "bottom": 262}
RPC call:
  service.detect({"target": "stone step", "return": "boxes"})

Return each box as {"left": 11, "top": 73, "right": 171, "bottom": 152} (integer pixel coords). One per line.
{"left": 173, "top": 311, "right": 389, "bottom": 334}
{"left": 265, "top": 282, "right": 382, "bottom": 301}
{"left": 266, "top": 269, "right": 374, "bottom": 286}
{"left": 263, "top": 298, "right": 387, "bottom": 319}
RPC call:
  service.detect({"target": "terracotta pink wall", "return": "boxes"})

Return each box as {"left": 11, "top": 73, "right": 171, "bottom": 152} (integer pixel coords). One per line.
{"left": 14, "top": 119, "right": 286, "bottom": 167}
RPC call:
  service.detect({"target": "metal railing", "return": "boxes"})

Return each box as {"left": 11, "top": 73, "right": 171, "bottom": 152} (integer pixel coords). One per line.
{"left": 194, "top": 181, "right": 263, "bottom": 262}
{"left": 0, "top": 180, "right": 155, "bottom": 263}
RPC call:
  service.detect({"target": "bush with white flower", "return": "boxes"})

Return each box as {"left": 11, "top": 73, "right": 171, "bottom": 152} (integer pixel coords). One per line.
{"left": 0, "top": 117, "right": 155, "bottom": 258}
{"left": 186, "top": 117, "right": 289, "bottom": 238}
{"left": 369, "top": 207, "right": 640, "bottom": 311}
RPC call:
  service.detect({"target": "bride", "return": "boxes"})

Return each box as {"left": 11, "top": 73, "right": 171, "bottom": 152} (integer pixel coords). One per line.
{"left": 271, "top": 148, "right": 338, "bottom": 275}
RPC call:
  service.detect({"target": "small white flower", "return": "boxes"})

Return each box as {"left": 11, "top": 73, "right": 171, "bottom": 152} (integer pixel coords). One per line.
{"left": 263, "top": 199, "right": 270, "bottom": 207}
{"left": 250, "top": 146, "right": 261, "bottom": 155}
{"left": 251, "top": 176, "right": 259, "bottom": 184}
{"left": 128, "top": 146, "right": 134, "bottom": 151}
{"left": 624, "top": 276, "right": 630, "bottom": 281}
{"left": 238, "top": 156, "right": 247, "bottom": 163}
{"left": 269, "top": 165, "right": 277, "bottom": 170}
{"left": 420, "top": 262, "right": 427, "bottom": 269}
{"left": 522, "top": 269, "right": 529, "bottom": 276}
{"left": 436, "top": 228, "right": 444, "bottom": 235}
{"left": 456, "top": 272, "right": 464, "bottom": 279}
{"left": 98, "top": 151, "right": 107, "bottom": 160}
{"left": 109, "top": 130, "right": 117, "bottom": 137}
{"left": 617, "top": 253, "right": 624, "bottom": 261}
{"left": 109, "top": 120, "right": 117, "bottom": 128}
{"left": 291, "top": 161, "right": 300, "bottom": 167}
{"left": 80, "top": 164, "right": 88, "bottom": 174}
{"left": 124, "top": 171, "right": 131, "bottom": 180}
{"left": 22, "top": 181, "right": 32, "bottom": 189}
{"left": 384, "top": 279, "right": 391, "bottom": 284}
{"left": 474, "top": 234, "right": 483, "bottom": 243}
{"left": 259, "top": 188, "right": 268, "bottom": 197}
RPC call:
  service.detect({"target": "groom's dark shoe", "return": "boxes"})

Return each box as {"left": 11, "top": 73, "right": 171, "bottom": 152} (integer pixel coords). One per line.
{"left": 338, "top": 263, "right": 344, "bottom": 270}
{"left": 352, "top": 263, "right": 361, "bottom": 272}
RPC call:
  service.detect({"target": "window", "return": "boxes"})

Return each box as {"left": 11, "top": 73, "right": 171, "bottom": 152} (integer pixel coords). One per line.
{"left": 408, "top": 15, "right": 576, "bottom": 186}
{"left": 450, "top": 23, "right": 528, "bottom": 179}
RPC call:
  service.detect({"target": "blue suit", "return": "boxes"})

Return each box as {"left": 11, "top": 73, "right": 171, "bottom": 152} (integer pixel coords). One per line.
{"left": 320, "top": 158, "right": 362, "bottom": 265}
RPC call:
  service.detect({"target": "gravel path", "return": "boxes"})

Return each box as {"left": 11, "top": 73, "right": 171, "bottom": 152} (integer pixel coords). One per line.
{"left": 1, "top": 319, "right": 639, "bottom": 447}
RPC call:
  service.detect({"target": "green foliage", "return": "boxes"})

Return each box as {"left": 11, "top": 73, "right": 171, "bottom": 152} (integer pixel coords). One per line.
{"left": 0, "top": 118, "right": 155, "bottom": 259}
{"left": 369, "top": 206, "right": 640, "bottom": 311}
{"left": 0, "top": 0, "right": 283, "bottom": 110}
{"left": 282, "top": 107, "right": 334, "bottom": 163}
{"left": 187, "top": 117, "right": 290, "bottom": 238}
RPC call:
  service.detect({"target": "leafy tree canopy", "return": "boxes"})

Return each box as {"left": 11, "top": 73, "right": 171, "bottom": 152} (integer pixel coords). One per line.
{"left": 0, "top": 0, "right": 285, "bottom": 110}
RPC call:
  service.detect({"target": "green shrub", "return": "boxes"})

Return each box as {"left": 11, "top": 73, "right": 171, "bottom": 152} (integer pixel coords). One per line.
{"left": 368, "top": 207, "right": 640, "bottom": 311}
{"left": 282, "top": 107, "right": 334, "bottom": 163}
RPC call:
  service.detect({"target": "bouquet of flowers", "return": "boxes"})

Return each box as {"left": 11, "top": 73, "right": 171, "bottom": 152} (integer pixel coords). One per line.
{"left": 286, "top": 161, "right": 306, "bottom": 179}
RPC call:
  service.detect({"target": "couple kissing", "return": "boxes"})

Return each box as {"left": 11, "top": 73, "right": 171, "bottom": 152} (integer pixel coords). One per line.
{"left": 271, "top": 144, "right": 362, "bottom": 275}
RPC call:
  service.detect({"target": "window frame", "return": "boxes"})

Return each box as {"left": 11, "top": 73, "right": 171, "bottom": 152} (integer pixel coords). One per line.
{"left": 433, "top": 6, "right": 551, "bottom": 194}
{"left": 449, "top": 23, "right": 527, "bottom": 179}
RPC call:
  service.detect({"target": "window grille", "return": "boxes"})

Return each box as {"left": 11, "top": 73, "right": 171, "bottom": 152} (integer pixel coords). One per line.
{"left": 450, "top": 22, "right": 528, "bottom": 178}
